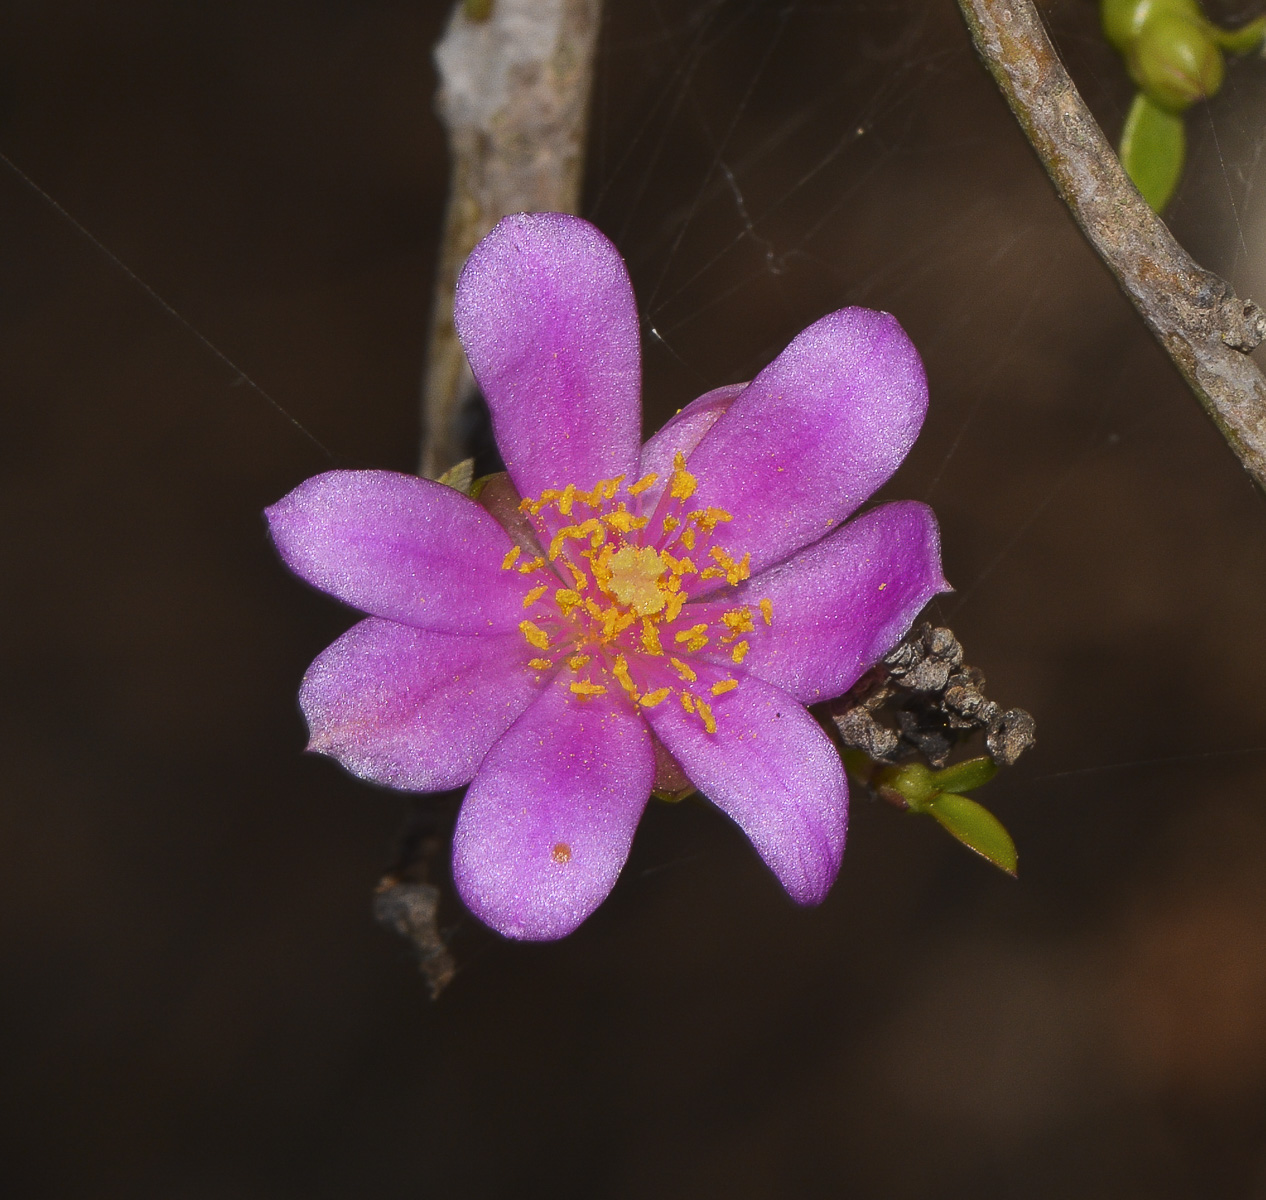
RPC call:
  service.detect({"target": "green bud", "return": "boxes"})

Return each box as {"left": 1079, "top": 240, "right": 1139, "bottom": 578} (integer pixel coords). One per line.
{"left": 1102, "top": 0, "right": 1204, "bottom": 54}
{"left": 925, "top": 792, "right": 1019, "bottom": 877}
{"left": 1129, "top": 15, "right": 1224, "bottom": 111}
{"left": 1120, "top": 91, "right": 1186, "bottom": 211}
{"left": 875, "top": 762, "right": 939, "bottom": 812}
{"left": 930, "top": 755, "right": 998, "bottom": 795}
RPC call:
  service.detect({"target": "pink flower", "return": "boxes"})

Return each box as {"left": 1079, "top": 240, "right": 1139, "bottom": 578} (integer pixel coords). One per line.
{"left": 267, "top": 213, "right": 947, "bottom": 940}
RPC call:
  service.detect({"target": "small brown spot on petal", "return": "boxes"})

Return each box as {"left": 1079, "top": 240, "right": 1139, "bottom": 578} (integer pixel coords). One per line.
{"left": 551, "top": 842, "right": 572, "bottom": 864}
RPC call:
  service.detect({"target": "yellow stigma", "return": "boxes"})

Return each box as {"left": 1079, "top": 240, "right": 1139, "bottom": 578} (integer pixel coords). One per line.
{"left": 606, "top": 545, "right": 669, "bottom": 617}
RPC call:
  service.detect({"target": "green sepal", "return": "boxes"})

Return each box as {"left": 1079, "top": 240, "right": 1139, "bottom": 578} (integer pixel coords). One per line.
{"left": 437, "top": 457, "right": 476, "bottom": 496}
{"left": 1210, "top": 17, "right": 1266, "bottom": 56}
{"left": 929, "top": 755, "right": 998, "bottom": 795}
{"left": 875, "top": 762, "right": 939, "bottom": 812}
{"left": 925, "top": 792, "right": 1018, "bottom": 877}
{"left": 1120, "top": 92, "right": 1186, "bottom": 212}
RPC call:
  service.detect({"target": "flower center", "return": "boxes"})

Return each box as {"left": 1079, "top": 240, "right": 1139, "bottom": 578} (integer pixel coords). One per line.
{"left": 500, "top": 453, "right": 773, "bottom": 735}
{"left": 605, "top": 545, "right": 668, "bottom": 616}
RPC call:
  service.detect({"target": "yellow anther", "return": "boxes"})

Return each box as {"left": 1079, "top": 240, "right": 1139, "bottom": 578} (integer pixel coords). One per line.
{"left": 520, "top": 620, "right": 550, "bottom": 651}
{"left": 566, "top": 563, "right": 589, "bottom": 592}
{"left": 602, "top": 475, "right": 624, "bottom": 500}
{"left": 731, "top": 639, "right": 750, "bottom": 664}
{"left": 721, "top": 607, "right": 755, "bottom": 637}
{"left": 662, "top": 515, "right": 680, "bottom": 534}
{"left": 612, "top": 654, "right": 639, "bottom": 700}
{"left": 711, "top": 678, "right": 738, "bottom": 696}
{"left": 518, "top": 496, "right": 534, "bottom": 513}
{"left": 687, "top": 506, "right": 733, "bottom": 532}
{"left": 601, "top": 606, "right": 637, "bottom": 641}
{"left": 555, "top": 588, "right": 584, "bottom": 616}
{"left": 570, "top": 680, "right": 608, "bottom": 697}
{"left": 528, "top": 658, "right": 553, "bottom": 671}
{"left": 640, "top": 618, "right": 664, "bottom": 656}
{"left": 669, "top": 452, "right": 698, "bottom": 500}
{"left": 680, "top": 527, "right": 696, "bottom": 551}
{"left": 674, "top": 624, "right": 709, "bottom": 645}
{"left": 639, "top": 687, "right": 671, "bottom": 709}
{"left": 696, "top": 699, "right": 717, "bottom": 734}
{"left": 667, "top": 555, "right": 697, "bottom": 577}
{"left": 700, "top": 567, "right": 725, "bottom": 580}
{"left": 669, "top": 657, "right": 698, "bottom": 683}
{"left": 584, "top": 598, "right": 605, "bottom": 621}
{"left": 517, "top": 556, "right": 545, "bottom": 574}
{"left": 759, "top": 598, "right": 773, "bottom": 626}
{"left": 558, "top": 483, "right": 577, "bottom": 516}
{"left": 628, "top": 472, "right": 659, "bottom": 496}
{"left": 523, "top": 584, "right": 548, "bottom": 609}
{"left": 680, "top": 691, "right": 697, "bottom": 714}
{"left": 502, "top": 546, "right": 521, "bottom": 570}
{"left": 665, "top": 592, "right": 686, "bottom": 622}
{"left": 729, "top": 552, "right": 752, "bottom": 585}
{"left": 567, "top": 654, "right": 591, "bottom": 671}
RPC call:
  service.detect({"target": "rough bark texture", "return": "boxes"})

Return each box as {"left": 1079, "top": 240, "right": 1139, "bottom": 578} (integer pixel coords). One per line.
{"left": 957, "top": 0, "right": 1266, "bottom": 490}
{"left": 421, "top": 0, "right": 602, "bottom": 478}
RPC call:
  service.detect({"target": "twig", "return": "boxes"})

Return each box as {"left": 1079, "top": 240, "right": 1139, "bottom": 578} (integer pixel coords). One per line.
{"left": 956, "top": 0, "right": 1266, "bottom": 490}
{"left": 420, "top": 0, "right": 602, "bottom": 478}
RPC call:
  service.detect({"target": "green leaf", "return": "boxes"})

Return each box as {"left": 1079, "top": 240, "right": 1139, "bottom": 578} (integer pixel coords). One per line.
{"left": 1120, "top": 92, "right": 1186, "bottom": 212}
{"left": 1210, "top": 17, "right": 1266, "bottom": 56}
{"left": 925, "top": 793, "right": 1018, "bottom": 877}
{"left": 930, "top": 755, "right": 998, "bottom": 795}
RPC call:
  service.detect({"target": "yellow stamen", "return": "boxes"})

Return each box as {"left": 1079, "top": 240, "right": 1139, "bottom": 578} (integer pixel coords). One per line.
{"left": 612, "top": 654, "right": 639, "bottom": 700}
{"left": 520, "top": 620, "right": 550, "bottom": 650}
{"left": 669, "top": 657, "right": 698, "bottom": 683}
{"left": 701, "top": 567, "right": 725, "bottom": 580}
{"left": 501, "top": 546, "right": 521, "bottom": 570}
{"left": 687, "top": 506, "right": 733, "bottom": 532}
{"left": 628, "top": 472, "right": 658, "bottom": 496}
{"left": 674, "top": 623, "right": 709, "bottom": 645}
{"left": 680, "top": 691, "right": 696, "bottom": 714}
{"left": 640, "top": 618, "right": 664, "bottom": 656}
{"left": 567, "top": 654, "right": 591, "bottom": 671}
{"left": 639, "top": 688, "right": 671, "bottom": 709}
{"left": 731, "top": 639, "right": 750, "bottom": 664}
{"left": 558, "top": 483, "right": 577, "bottom": 516}
{"left": 566, "top": 563, "right": 589, "bottom": 592}
{"left": 669, "top": 452, "right": 698, "bottom": 500}
{"left": 721, "top": 607, "right": 754, "bottom": 637}
{"left": 528, "top": 658, "right": 553, "bottom": 671}
{"left": 517, "top": 556, "right": 545, "bottom": 574}
{"left": 570, "top": 680, "right": 607, "bottom": 697}
{"left": 555, "top": 588, "right": 584, "bottom": 616}
{"left": 711, "top": 678, "right": 738, "bottom": 696}
{"left": 696, "top": 699, "right": 717, "bottom": 734}
{"left": 662, "top": 515, "right": 680, "bottom": 534}
{"left": 665, "top": 592, "right": 686, "bottom": 622}
{"left": 680, "top": 527, "right": 696, "bottom": 551}
{"left": 759, "top": 598, "right": 773, "bottom": 626}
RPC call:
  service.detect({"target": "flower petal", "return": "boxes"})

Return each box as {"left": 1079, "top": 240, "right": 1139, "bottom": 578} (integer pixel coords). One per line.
{"left": 682, "top": 308, "right": 928, "bottom": 576}
{"left": 636, "top": 384, "right": 745, "bottom": 511}
{"left": 712, "top": 501, "right": 949, "bottom": 704}
{"left": 300, "top": 618, "right": 544, "bottom": 792}
{"left": 266, "top": 470, "right": 525, "bottom": 633}
{"left": 452, "top": 680, "right": 654, "bottom": 940}
{"left": 454, "top": 213, "right": 642, "bottom": 499}
{"left": 642, "top": 673, "right": 847, "bottom": 905}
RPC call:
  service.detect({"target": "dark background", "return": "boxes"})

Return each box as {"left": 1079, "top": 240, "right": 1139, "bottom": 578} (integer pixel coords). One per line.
{"left": 4, "top": 1, "right": 1266, "bottom": 1196}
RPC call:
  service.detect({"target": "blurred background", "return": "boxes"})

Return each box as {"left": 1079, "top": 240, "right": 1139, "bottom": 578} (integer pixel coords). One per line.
{"left": 3, "top": 0, "right": 1266, "bottom": 1195}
